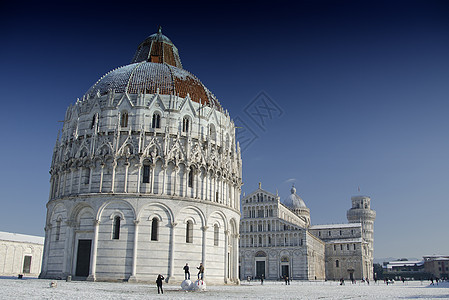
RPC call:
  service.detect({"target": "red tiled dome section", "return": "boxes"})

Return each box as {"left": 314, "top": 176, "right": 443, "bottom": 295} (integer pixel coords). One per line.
{"left": 85, "top": 62, "right": 220, "bottom": 108}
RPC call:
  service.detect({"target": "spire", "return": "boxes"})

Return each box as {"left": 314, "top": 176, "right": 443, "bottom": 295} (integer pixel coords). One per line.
{"left": 258, "top": 182, "right": 261, "bottom": 189}
{"left": 158, "top": 25, "right": 162, "bottom": 34}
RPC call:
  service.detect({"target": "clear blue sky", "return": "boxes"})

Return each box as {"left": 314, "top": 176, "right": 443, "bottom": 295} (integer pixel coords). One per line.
{"left": 1, "top": 0, "right": 448, "bottom": 259}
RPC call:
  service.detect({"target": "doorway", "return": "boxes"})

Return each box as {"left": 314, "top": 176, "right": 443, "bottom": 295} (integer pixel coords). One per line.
{"left": 75, "top": 239, "right": 92, "bottom": 277}
{"left": 256, "top": 261, "right": 265, "bottom": 279}
{"left": 282, "top": 265, "right": 289, "bottom": 278}
{"left": 22, "top": 256, "right": 32, "bottom": 273}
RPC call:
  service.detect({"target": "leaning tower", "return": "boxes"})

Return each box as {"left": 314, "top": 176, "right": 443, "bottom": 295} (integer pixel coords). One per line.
{"left": 347, "top": 195, "right": 376, "bottom": 279}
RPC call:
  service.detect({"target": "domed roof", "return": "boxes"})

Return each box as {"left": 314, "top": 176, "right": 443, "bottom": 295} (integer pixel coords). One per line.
{"left": 85, "top": 28, "right": 220, "bottom": 108}
{"left": 131, "top": 26, "right": 182, "bottom": 68}
{"left": 283, "top": 185, "right": 307, "bottom": 209}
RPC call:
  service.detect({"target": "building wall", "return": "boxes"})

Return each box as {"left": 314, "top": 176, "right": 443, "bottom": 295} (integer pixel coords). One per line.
{"left": 0, "top": 239, "right": 43, "bottom": 276}
{"left": 43, "top": 90, "right": 243, "bottom": 284}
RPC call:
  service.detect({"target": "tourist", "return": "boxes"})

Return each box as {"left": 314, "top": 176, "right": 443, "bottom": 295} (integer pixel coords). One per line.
{"left": 156, "top": 274, "right": 164, "bottom": 294}
{"left": 197, "top": 263, "right": 204, "bottom": 280}
{"left": 261, "top": 274, "right": 264, "bottom": 285}
{"left": 183, "top": 263, "right": 190, "bottom": 280}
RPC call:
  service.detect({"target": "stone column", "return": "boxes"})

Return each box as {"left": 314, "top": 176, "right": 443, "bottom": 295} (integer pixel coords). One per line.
{"left": 88, "top": 166, "right": 94, "bottom": 192}
{"left": 62, "top": 221, "right": 73, "bottom": 277}
{"left": 168, "top": 222, "right": 177, "bottom": 282}
{"left": 183, "top": 167, "right": 188, "bottom": 197}
{"left": 62, "top": 171, "right": 67, "bottom": 195}
{"left": 195, "top": 170, "right": 199, "bottom": 199}
{"left": 111, "top": 161, "right": 117, "bottom": 193}
{"left": 201, "top": 225, "right": 209, "bottom": 280}
{"left": 39, "top": 224, "right": 51, "bottom": 278}
{"left": 161, "top": 166, "right": 166, "bottom": 195}
{"left": 87, "top": 219, "right": 100, "bottom": 281}
{"left": 124, "top": 162, "right": 129, "bottom": 193}
{"left": 128, "top": 219, "right": 140, "bottom": 282}
{"left": 99, "top": 164, "right": 104, "bottom": 193}
{"left": 224, "top": 230, "right": 229, "bottom": 283}
{"left": 173, "top": 166, "right": 178, "bottom": 196}
{"left": 136, "top": 163, "right": 142, "bottom": 193}
{"left": 69, "top": 168, "right": 75, "bottom": 194}
{"left": 78, "top": 168, "right": 82, "bottom": 193}
{"left": 150, "top": 164, "right": 155, "bottom": 194}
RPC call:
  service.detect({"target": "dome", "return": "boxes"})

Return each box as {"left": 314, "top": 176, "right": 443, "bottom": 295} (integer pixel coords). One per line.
{"left": 85, "top": 27, "right": 220, "bottom": 108}
{"left": 283, "top": 185, "right": 307, "bottom": 209}
{"left": 85, "top": 62, "right": 220, "bottom": 107}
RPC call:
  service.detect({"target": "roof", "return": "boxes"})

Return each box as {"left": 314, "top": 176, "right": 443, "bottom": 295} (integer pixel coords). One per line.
{"left": 85, "top": 62, "right": 221, "bottom": 108}
{"left": 310, "top": 223, "right": 361, "bottom": 230}
{"left": 325, "top": 238, "right": 363, "bottom": 244}
{"left": 0, "top": 231, "right": 44, "bottom": 245}
{"left": 385, "top": 260, "right": 424, "bottom": 269}
{"left": 283, "top": 186, "right": 307, "bottom": 209}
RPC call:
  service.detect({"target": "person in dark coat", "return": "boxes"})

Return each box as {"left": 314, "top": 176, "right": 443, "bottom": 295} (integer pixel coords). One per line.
{"left": 183, "top": 263, "right": 190, "bottom": 280}
{"left": 197, "top": 263, "right": 204, "bottom": 280}
{"left": 156, "top": 274, "right": 164, "bottom": 294}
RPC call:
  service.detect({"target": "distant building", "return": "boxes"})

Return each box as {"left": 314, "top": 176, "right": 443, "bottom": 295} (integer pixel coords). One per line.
{"left": 0, "top": 231, "right": 44, "bottom": 277}
{"left": 423, "top": 255, "right": 449, "bottom": 279}
{"left": 239, "top": 184, "right": 375, "bottom": 281}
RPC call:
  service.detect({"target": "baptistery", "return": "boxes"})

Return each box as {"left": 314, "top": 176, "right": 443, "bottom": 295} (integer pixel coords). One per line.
{"left": 40, "top": 28, "right": 242, "bottom": 284}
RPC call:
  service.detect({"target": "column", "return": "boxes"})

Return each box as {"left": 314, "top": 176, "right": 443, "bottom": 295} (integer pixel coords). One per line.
{"left": 224, "top": 230, "right": 229, "bottom": 282}
{"left": 88, "top": 166, "right": 94, "bottom": 192}
{"left": 111, "top": 161, "right": 117, "bottom": 193}
{"left": 168, "top": 222, "right": 177, "bottom": 282}
{"left": 205, "top": 171, "right": 209, "bottom": 200}
{"left": 69, "top": 168, "right": 75, "bottom": 194}
{"left": 78, "top": 168, "right": 82, "bottom": 193}
{"left": 62, "top": 171, "right": 67, "bottom": 195}
{"left": 161, "top": 166, "right": 166, "bottom": 195}
{"left": 39, "top": 224, "right": 51, "bottom": 278}
{"left": 62, "top": 221, "right": 73, "bottom": 276}
{"left": 195, "top": 170, "right": 199, "bottom": 199}
{"left": 201, "top": 226, "right": 208, "bottom": 280}
{"left": 124, "top": 162, "right": 129, "bottom": 193}
{"left": 173, "top": 166, "right": 178, "bottom": 196}
{"left": 136, "top": 164, "right": 142, "bottom": 194}
{"left": 99, "top": 164, "right": 104, "bottom": 193}
{"left": 87, "top": 219, "right": 100, "bottom": 281}
{"left": 150, "top": 164, "right": 155, "bottom": 194}
{"left": 183, "top": 167, "right": 188, "bottom": 197}
{"left": 128, "top": 219, "right": 139, "bottom": 282}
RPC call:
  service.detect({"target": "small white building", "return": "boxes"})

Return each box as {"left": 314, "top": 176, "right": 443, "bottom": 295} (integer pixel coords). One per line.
{"left": 0, "top": 231, "right": 44, "bottom": 277}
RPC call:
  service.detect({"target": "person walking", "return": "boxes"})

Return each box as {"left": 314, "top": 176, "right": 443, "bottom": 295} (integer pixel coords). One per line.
{"left": 261, "top": 274, "right": 264, "bottom": 285}
{"left": 183, "top": 263, "right": 190, "bottom": 280}
{"left": 197, "top": 263, "right": 204, "bottom": 280}
{"left": 156, "top": 274, "right": 164, "bottom": 294}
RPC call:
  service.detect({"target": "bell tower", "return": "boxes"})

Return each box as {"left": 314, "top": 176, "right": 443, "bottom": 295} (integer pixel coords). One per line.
{"left": 347, "top": 195, "right": 376, "bottom": 279}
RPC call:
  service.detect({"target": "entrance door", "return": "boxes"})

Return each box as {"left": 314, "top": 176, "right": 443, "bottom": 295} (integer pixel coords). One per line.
{"left": 282, "top": 265, "right": 289, "bottom": 278}
{"left": 75, "top": 239, "right": 92, "bottom": 277}
{"left": 256, "top": 261, "right": 265, "bottom": 279}
{"left": 22, "top": 256, "right": 32, "bottom": 273}
{"left": 349, "top": 271, "right": 354, "bottom": 281}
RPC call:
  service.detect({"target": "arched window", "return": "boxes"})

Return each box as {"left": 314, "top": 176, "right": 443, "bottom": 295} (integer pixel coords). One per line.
{"left": 188, "top": 167, "right": 194, "bottom": 188}
{"left": 142, "top": 164, "right": 150, "bottom": 183}
{"left": 84, "top": 168, "right": 90, "bottom": 185}
{"left": 113, "top": 216, "right": 121, "bottom": 239}
{"left": 91, "top": 114, "right": 97, "bottom": 129}
{"left": 214, "top": 224, "right": 219, "bottom": 246}
{"left": 151, "top": 218, "right": 158, "bottom": 241}
{"left": 259, "top": 236, "right": 262, "bottom": 244}
{"left": 186, "top": 220, "right": 193, "bottom": 243}
{"left": 209, "top": 124, "right": 216, "bottom": 140}
{"left": 55, "top": 219, "right": 61, "bottom": 241}
{"left": 152, "top": 113, "right": 161, "bottom": 129}
{"left": 336, "top": 260, "right": 339, "bottom": 268}
{"left": 120, "top": 111, "right": 128, "bottom": 127}
{"left": 182, "top": 116, "right": 189, "bottom": 133}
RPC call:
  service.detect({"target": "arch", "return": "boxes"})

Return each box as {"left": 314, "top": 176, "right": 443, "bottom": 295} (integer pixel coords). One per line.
{"left": 120, "top": 111, "right": 129, "bottom": 127}
{"left": 177, "top": 205, "right": 206, "bottom": 227}
{"left": 136, "top": 202, "right": 174, "bottom": 223}
{"left": 150, "top": 217, "right": 159, "bottom": 241}
{"left": 152, "top": 112, "right": 161, "bottom": 129}
{"left": 207, "top": 210, "right": 228, "bottom": 231}
{"left": 97, "top": 199, "right": 136, "bottom": 222}
{"left": 182, "top": 115, "right": 190, "bottom": 133}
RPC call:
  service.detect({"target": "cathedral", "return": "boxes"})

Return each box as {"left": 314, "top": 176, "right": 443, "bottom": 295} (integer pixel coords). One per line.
{"left": 40, "top": 28, "right": 242, "bottom": 284}
{"left": 239, "top": 184, "right": 375, "bottom": 281}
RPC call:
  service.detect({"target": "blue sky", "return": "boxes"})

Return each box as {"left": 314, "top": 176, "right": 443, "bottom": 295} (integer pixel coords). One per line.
{"left": 1, "top": 0, "right": 448, "bottom": 259}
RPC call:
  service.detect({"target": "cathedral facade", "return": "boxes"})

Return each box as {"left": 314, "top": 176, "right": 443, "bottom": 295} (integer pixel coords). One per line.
{"left": 40, "top": 28, "right": 242, "bottom": 284}
{"left": 239, "top": 184, "right": 375, "bottom": 281}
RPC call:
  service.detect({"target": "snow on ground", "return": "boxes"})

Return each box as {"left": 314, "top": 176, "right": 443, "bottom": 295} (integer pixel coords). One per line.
{"left": 1, "top": 277, "right": 448, "bottom": 299}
